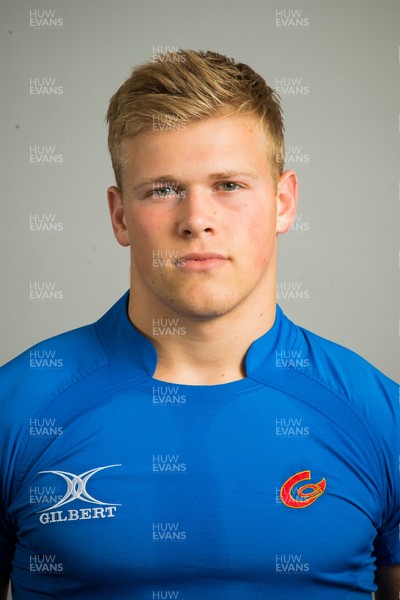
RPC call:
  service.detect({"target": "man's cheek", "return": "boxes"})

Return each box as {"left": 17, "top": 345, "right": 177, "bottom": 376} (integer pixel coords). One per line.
{"left": 128, "top": 210, "right": 158, "bottom": 244}
{"left": 244, "top": 220, "right": 275, "bottom": 268}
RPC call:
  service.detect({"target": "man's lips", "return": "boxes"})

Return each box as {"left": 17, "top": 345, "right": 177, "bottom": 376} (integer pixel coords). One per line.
{"left": 180, "top": 253, "right": 227, "bottom": 261}
{"left": 175, "top": 253, "right": 228, "bottom": 271}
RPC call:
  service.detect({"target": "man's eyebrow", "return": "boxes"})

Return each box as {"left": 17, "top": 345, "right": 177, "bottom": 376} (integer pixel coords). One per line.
{"left": 132, "top": 175, "right": 178, "bottom": 192}
{"left": 132, "top": 170, "right": 260, "bottom": 191}
{"left": 208, "top": 170, "right": 260, "bottom": 181}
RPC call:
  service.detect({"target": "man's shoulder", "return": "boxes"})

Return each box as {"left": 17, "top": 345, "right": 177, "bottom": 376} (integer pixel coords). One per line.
{"left": 255, "top": 306, "right": 398, "bottom": 425}
{"left": 295, "top": 321, "right": 397, "bottom": 392}
{"left": 268, "top": 307, "right": 397, "bottom": 392}
{"left": 282, "top": 317, "right": 399, "bottom": 433}
{"left": 0, "top": 320, "right": 109, "bottom": 416}
{"left": 268, "top": 313, "right": 399, "bottom": 472}
{"left": 1, "top": 319, "right": 108, "bottom": 372}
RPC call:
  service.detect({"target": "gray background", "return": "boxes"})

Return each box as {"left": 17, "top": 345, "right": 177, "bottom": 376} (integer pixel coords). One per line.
{"left": 0, "top": 0, "right": 399, "bottom": 388}
{"left": 0, "top": 1, "right": 398, "bottom": 597}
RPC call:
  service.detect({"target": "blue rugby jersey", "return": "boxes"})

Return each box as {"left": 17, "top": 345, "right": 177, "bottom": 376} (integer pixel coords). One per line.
{"left": 0, "top": 291, "right": 399, "bottom": 599}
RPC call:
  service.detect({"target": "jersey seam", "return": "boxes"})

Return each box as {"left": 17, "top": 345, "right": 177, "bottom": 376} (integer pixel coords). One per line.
{"left": 13, "top": 342, "right": 110, "bottom": 500}
{"left": 59, "top": 375, "right": 266, "bottom": 410}
{"left": 290, "top": 326, "right": 387, "bottom": 503}
{"left": 288, "top": 362, "right": 386, "bottom": 498}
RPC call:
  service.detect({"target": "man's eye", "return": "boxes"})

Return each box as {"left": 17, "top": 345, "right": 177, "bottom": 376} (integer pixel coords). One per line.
{"left": 217, "top": 182, "right": 241, "bottom": 191}
{"left": 151, "top": 187, "right": 177, "bottom": 198}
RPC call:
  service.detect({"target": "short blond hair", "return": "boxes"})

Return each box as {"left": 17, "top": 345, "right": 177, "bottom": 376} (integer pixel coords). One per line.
{"left": 106, "top": 50, "right": 285, "bottom": 189}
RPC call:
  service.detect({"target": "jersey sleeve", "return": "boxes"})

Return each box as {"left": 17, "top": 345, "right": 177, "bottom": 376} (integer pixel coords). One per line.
{"left": 0, "top": 513, "right": 13, "bottom": 576}
{"left": 0, "top": 357, "right": 22, "bottom": 576}
{"left": 298, "top": 326, "right": 400, "bottom": 566}
{"left": 0, "top": 323, "right": 109, "bottom": 578}
{"left": 373, "top": 522, "right": 400, "bottom": 565}
{"left": 369, "top": 376, "right": 400, "bottom": 566}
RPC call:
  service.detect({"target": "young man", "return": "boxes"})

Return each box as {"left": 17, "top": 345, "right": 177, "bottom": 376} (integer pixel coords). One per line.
{"left": 0, "top": 50, "right": 399, "bottom": 599}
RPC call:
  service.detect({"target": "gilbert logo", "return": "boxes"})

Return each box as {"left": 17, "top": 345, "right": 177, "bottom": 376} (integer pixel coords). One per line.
{"left": 280, "top": 470, "right": 326, "bottom": 509}
{"left": 37, "top": 464, "right": 121, "bottom": 524}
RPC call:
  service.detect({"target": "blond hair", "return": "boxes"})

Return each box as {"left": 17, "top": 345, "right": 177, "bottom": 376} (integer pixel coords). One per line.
{"left": 106, "top": 50, "right": 285, "bottom": 189}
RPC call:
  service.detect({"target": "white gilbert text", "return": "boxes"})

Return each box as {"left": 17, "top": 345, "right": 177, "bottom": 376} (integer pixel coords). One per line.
{"left": 39, "top": 506, "right": 117, "bottom": 524}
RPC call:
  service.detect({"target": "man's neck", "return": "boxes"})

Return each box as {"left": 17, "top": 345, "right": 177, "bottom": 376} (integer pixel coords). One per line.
{"left": 128, "top": 287, "right": 277, "bottom": 385}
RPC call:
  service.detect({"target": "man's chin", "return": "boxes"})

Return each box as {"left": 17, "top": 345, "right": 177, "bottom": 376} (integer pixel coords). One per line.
{"left": 166, "top": 296, "right": 237, "bottom": 321}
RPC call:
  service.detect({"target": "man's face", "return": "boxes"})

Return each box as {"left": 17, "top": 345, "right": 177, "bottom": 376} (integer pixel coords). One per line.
{"left": 109, "top": 114, "right": 297, "bottom": 320}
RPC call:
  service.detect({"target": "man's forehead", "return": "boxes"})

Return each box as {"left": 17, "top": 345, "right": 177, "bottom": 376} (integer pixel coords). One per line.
{"left": 121, "top": 113, "right": 267, "bottom": 150}
{"left": 120, "top": 115, "right": 271, "bottom": 185}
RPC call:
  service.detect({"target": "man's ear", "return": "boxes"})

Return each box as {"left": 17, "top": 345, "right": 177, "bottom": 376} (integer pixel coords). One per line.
{"left": 107, "top": 186, "right": 130, "bottom": 247}
{"left": 275, "top": 170, "right": 298, "bottom": 234}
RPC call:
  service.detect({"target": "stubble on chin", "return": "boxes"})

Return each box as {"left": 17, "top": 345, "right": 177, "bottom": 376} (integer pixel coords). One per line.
{"left": 161, "top": 286, "right": 243, "bottom": 322}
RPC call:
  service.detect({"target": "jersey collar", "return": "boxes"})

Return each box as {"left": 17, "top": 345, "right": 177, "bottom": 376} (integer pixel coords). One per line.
{"left": 95, "top": 290, "right": 298, "bottom": 383}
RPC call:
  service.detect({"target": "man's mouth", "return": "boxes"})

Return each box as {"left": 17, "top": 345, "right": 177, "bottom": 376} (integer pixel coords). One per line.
{"left": 176, "top": 253, "right": 228, "bottom": 271}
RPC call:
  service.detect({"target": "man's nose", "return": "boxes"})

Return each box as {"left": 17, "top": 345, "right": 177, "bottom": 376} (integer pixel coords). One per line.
{"left": 176, "top": 188, "right": 217, "bottom": 238}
